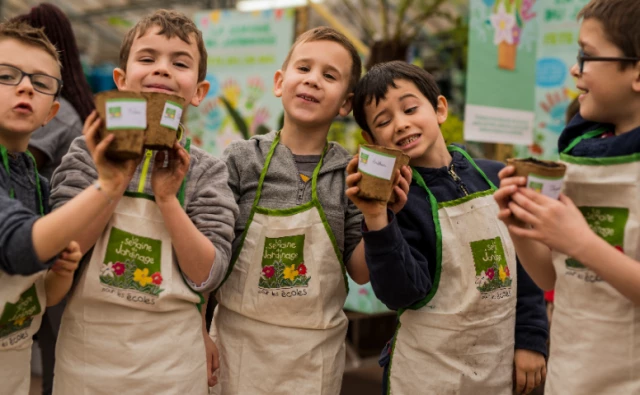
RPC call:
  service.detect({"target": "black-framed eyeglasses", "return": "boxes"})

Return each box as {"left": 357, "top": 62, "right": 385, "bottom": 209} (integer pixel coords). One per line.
{"left": 0, "top": 64, "right": 62, "bottom": 96}
{"left": 577, "top": 49, "right": 640, "bottom": 74}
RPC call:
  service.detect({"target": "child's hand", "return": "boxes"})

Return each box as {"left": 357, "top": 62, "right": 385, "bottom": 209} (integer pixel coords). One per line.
{"left": 508, "top": 188, "right": 592, "bottom": 258}
{"left": 151, "top": 141, "right": 190, "bottom": 205}
{"left": 345, "top": 155, "right": 388, "bottom": 219}
{"left": 513, "top": 349, "right": 546, "bottom": 394}
{"left": 493, "top": 165, "right": 527, "bottom": 229}
{"left": 84, "top": 111, "right": 139, "bottom": 198}
{"left": 204, "top": 333, "right": 219, "bottom": 387}
{"left": 388, "top": 165, "right": 412, "bottom": 214}
{"left": 50, "top": 241, "right": 82, "bottom": 278}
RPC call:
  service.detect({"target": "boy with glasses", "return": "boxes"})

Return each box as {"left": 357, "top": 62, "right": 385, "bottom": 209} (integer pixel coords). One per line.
{"left": 495, "top": 0, "right": 640, "bottom": 393}
{"left": 0, "top": 21, "right": 133, "bottom": 395}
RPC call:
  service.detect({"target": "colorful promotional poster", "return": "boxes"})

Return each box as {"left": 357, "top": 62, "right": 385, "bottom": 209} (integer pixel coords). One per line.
{"left": 187, "top": 9, "right": 295, "bottom": 156}
{"left": 514, "top": 0, "right": 589, "bottom": 159}
{"left": 464, "top": 0, "right": 538, "bottom": 145}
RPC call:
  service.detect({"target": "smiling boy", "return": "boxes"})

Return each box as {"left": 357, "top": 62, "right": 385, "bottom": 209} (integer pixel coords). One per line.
{"left": 494, "top": 0, "right": 640, "bottom": 393}
{"left": 48, "top": 10, "right": 238, "bottom": 394}
{"left": 348, "top": 61, "right": 548, "bottom": 395}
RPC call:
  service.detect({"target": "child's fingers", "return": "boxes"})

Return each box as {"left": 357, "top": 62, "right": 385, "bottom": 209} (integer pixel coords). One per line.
{"left": 511, "top": 192, "right": 545, "bottom": 217}
{"left": 508, "top": 224, "right": 538, "bottom": 240}
{"left": 84, "top": 114, "right": 103, "bottom": 152}
{"left": 534, "top": 369, "right": 542, "bottom": 390}
{"left": 493, "top": 185, "right": 518, "bottom": 208}
{"left": 93, "top": 134, "right": 114, "bottom": 163}
{"left": 515, "top": 367, "right": 526, "bottom": 394}
{"left": 541, "top": 363, "right": 547, "bottom": 382}
{"left": 401, "top": 165, "right": 412, "bottom": 184}
{"left": 60, "top": 248, "right": 82, "bottom": 263}
{"left": 345, "top": 186, "right": 360, "bottom": 201}
{"left": 346, "top": 156, "right": 359, "bottom": 175}
{"left": 497, "top": 207, "right": 513, "bottom": 222}
{"left": 498, "top": 165, "right": 516, "bottom": 179}
{"left": 508, "top": 201, "right": 540, "bottom": 227}
{"left": 525, "top": 370, "right": 536, "bottom": 394}
{"left": 346, "top": 172, "right": 362, "bottom": 188}
{"left": 392, "top": 186, "right": 407, "bottom": 208}
{"left": 397, "top": 173, "right": 410, "bottom": 194}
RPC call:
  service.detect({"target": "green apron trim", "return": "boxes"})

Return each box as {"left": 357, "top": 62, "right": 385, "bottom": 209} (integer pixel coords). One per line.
{"left": 216, "top": 133, "right": 349, "bottom": 294}
{"left": 438, "top": 189, "right": 494, "bottom": 209}
{"left": 560, "top": 128, "right": 640, "bottom": 165}
{"left": 124, "top": 139, "right": 202, "bottom": 311}
{"left": 400, "top": 146, "right": 495, "bottom": 314}
{"left": 561, "top": 128, "right": 606, "bottom": 155}
{"left": 138, "top": 150, "right": 153, "bottom": 193}
{"left": 560, "top": 152, "right": 640, "bottom": 165}
{"left": 385, "top": 321, "right": 402, "bottom": 395}
{"left": 1, "top": 145, "right": 44, "bottom": 215}
{"left": 387, "top": 146, "right": 498, "bottom": 393}
{"left": 399, "top": 169, "right": 442, "bottom": 314}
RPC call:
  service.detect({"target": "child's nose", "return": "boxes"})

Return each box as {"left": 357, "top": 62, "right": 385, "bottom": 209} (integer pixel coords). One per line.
{"left": 570, "top": 62, "right": 581, "bottom": 78}
{"left": 16, "top": 76, "right": 35, "bottom": 96}
{"left": 303, "top": 72, "right": 320, "bottom": 88}
{"left": 152, "top": 62, "right": 171, "bottom": 77}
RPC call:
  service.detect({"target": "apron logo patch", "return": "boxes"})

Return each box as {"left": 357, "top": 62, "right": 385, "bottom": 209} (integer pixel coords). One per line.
{"left": 565, "top": 207, "right": 628, "bottom": 282}
{"left": 259, "top": 235, "right": 310, "bottom": 296}
{"left": 470, "top": 237, "right": 512, "bottom": 300}
{"left": 99, "top": 227, "right": 164, "bottom": 300}
{"left": 0, "top": 284, "right": 41, "bottom": 347}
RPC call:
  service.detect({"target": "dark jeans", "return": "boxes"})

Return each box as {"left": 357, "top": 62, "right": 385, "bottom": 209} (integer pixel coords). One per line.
{"left": 36, "top": 300, "right": 66, "bottom": 395}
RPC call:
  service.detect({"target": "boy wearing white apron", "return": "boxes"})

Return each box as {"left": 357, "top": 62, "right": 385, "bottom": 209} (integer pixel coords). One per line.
{"left": 48, "top": 10, "right": 238, "bottom": 394}
{"left": 210, "top": 28, "right": 378, "bottom": 395}
{"left": 0, "top": 22, "right": 128, "bottom": 395}
{"left": 496, "top": 1, "right": 640, "bottom": 393}
{"left": 349, "top": 61, "right": 549, "bottom": 395}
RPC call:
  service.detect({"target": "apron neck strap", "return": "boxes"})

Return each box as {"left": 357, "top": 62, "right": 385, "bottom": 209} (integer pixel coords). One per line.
{"left": 0, "top": 144, "right": 44, "bottom": 216}
{"left": 253, "top": 132, "right": 327, "bottom": 208}
{"left": 561, "top": 128, "right": 607, "bottom": 154}
{"left": 447, "top": 145, "right": 497, "bottom": 191}
{"left": 135, "top": 135, "right": 191, "bottom": 208}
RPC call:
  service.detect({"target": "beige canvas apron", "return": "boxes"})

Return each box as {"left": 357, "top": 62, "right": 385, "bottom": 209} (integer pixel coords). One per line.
{"left": 0, "top": 146, "right": 46, "bottom": 395}
{"left": 211, "top": 133, "right": 349, "bottom": 395}
{"left": 545, "top": 130, "right": 640, "bottom": 394}
{"left": 388, "top": 146, "right": 517, "bottom": 395}
{"left": 53, "top": 141, "right": 209, "bottom": 395}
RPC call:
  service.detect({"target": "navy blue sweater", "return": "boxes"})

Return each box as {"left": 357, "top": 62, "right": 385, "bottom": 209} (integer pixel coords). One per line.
{"left": 0, "top": 151, "right": 54, "bottom": 275}
{"left": 559, "top": 113, "right": 640, "bottom": 157}
{"left": 363, "top": 148, "right": 549, "bottom": 357}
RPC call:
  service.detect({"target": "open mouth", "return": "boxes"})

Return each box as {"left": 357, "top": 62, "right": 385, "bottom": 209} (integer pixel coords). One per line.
{"left": 14, "top": 102, "right": 33, "bottom": 113}
{"left": 397, "top": 134, "right": 420, "bottom": 147}
{"left": 297, "top": 94, "right": 319, "bottom": 103}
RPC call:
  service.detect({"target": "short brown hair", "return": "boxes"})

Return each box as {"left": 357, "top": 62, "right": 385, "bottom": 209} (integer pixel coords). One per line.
{"left": 0, "top": 21, "right": 60, "bottom": 68}
{"left": 578, "top": 0, "right": 640, "bottom": 64}
{"left": 119, "top": 9, "right": 207, "bottom": 82}
{"left": 282, "top": 27, "right": 362, "bottom": 93}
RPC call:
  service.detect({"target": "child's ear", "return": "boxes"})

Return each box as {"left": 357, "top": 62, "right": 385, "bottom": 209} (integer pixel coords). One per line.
{"left": 338, "top": 93, "right": 354, "bottom": 117}
{"left": 113, "top": 68, "right": 127, "bottom": 90}
{"left": 190, "top": 80, "right": 210, "bottom": 107}
{"left": 632, "top": 62, "right": 640, "bottom": 93}
{"left": 43, "top": 100, "right": 60, "bottom": 126}
{"left": 360, "top": 130, "right": 375, "bottom": 144}
{"left": 436, "top": 95, "right": 449, "bottom": 125}
{"left": 273, "top": 70, "right": 284, "bottom": 98}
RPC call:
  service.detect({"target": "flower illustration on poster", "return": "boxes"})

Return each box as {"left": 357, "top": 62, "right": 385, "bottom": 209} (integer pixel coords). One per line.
{"left": 490, "top": 0, "right": 537, "bottom": 70}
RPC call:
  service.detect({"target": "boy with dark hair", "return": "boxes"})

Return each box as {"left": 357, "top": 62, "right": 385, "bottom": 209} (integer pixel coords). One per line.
{"left": 49, "top": 10, "right": 238, "bottom": 394}
{"left": 349, "top": 60, "right": 548, "bottom": 395}
{"left": 210, "top": 27, "right": 385, "bottom": 395}
{"left": 495, "top": 0, "right": 640, "bottom": 393}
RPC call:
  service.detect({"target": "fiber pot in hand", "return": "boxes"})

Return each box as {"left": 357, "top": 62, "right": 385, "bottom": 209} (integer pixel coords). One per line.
{"left": 95, "top": 90, "right": 147, "bottom": 160}
{"left": 143, "top": 92, "right": 186, "bottom": 150}
{"left": 507, "top": 157, "right": 567, "bottom": 199}
{"left": 356, "top": 145, "right": 410, "bottom": 202}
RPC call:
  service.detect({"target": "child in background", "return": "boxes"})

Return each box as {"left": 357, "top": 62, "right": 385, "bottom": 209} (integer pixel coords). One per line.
{"left": 495, "top": 0, "right": 640, "bottom": 393}
{"left": 49, "top": 10, "right": 238, "bottom": 394}
{"left": 349, "top": 61, "right": 548, "bottom": 395}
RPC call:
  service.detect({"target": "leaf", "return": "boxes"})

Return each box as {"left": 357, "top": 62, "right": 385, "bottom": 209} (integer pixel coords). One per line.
{"left": 219, "top": 96, "right": 249, "bottom": 139}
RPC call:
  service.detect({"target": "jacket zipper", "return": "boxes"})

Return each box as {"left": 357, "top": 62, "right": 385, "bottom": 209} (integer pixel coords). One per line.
{"left": 448, "top": 164, "right": 469, "bottom": 196}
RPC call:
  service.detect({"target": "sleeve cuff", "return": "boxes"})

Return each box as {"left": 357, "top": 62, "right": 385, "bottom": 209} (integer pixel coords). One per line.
{"left": 182, "top": 247, "right": 228, "bottom": 293}
{"left": 361, "top": 210, "right": 405, "bottom": 256}
{"left": 515, "top": 329, "right": 549, "bottom": 359}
